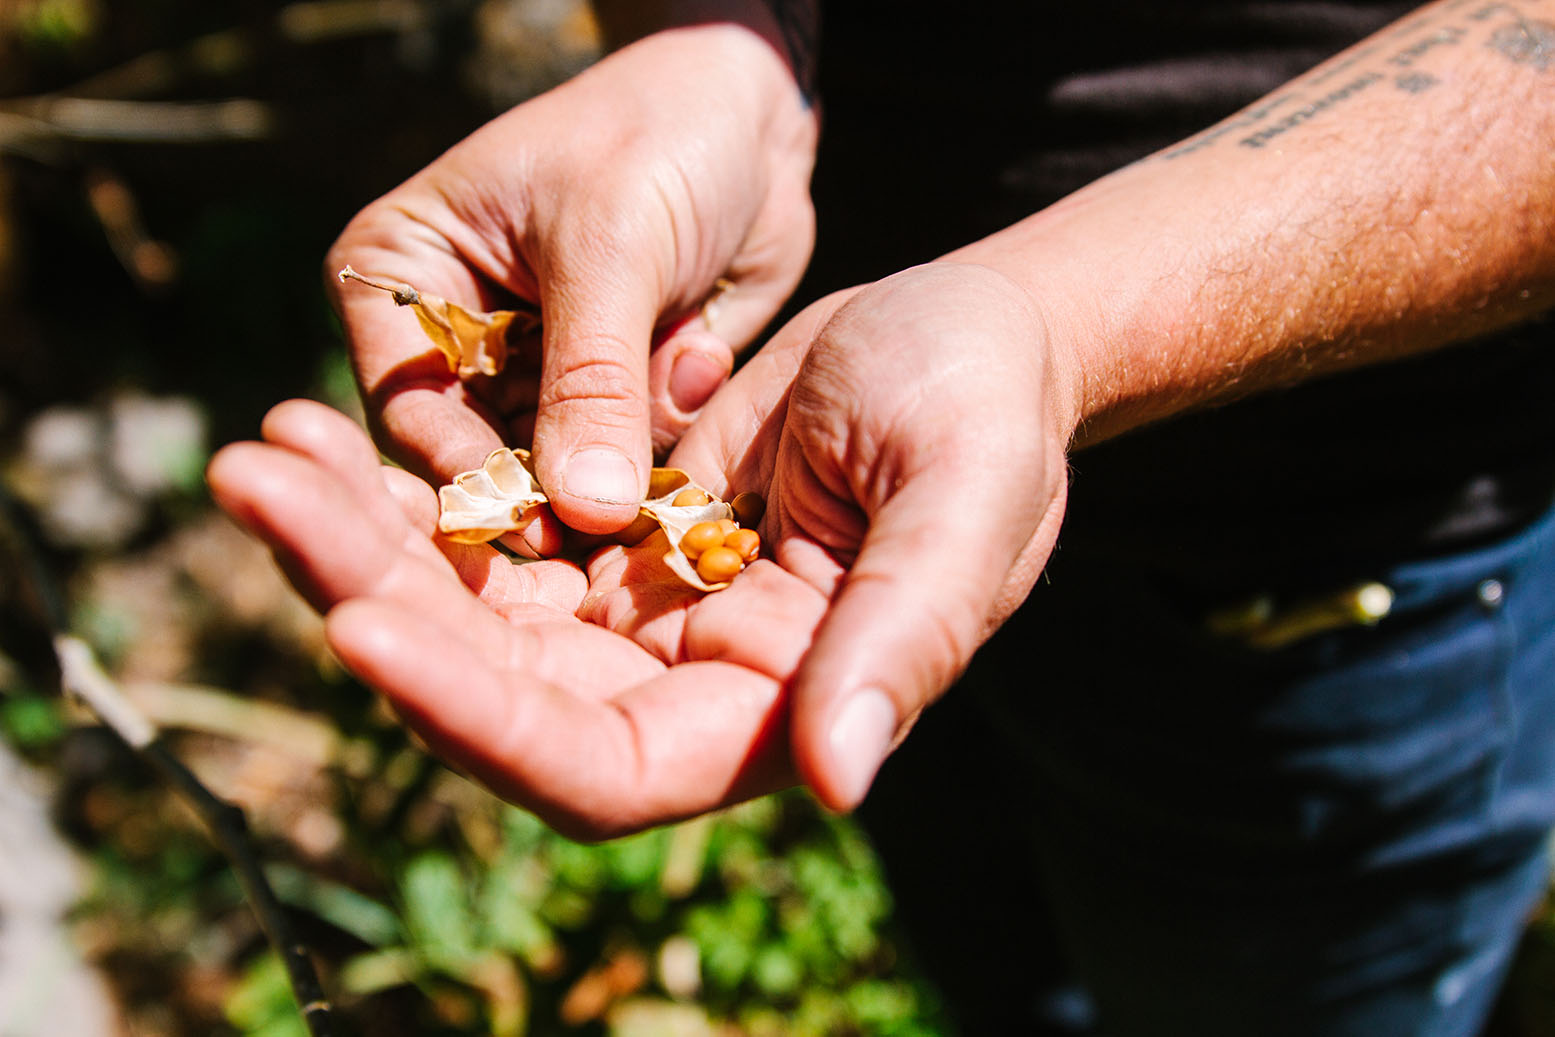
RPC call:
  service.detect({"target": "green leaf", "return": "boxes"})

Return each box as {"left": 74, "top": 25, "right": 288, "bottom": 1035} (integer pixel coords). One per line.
{"left": 338, "top": 947, "right": 423, "bottom": 996}
{"left": 264, "top": 863, "right": 402, "bottom": 948}
{"left": 225, "top": 952, "right": 310, "bottom": 1037}
{"left": 499, "top": 806, "right": 549, "bottom": 855}
{"left": 844, "top": 979, "right": 921, "bottom": 1030}
{"left": 479, "top": 880, "right": 554, "bottom": 960}
{"left": 599, "top": 826, "right": 668, "bottom": 887}
{"left": 549, "top": 838, "right": 607, "bottom": 891}
{"left": 751, "top": 944, "right": 803, "bottom": 999}
{"left": 0, "top": 694, "right": 64, "bottom": 748}
{"left": 401, "top": 852, "right": 476, "bottom": 964}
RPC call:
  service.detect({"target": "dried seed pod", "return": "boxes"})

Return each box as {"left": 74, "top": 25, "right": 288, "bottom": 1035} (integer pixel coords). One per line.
{"left": 435, "top": 451, "right": 716, "bottom": 552}
{"left": 610, "top": 511, "right": 663, "bottom": 548}
{"left": 338, "top": 265, "right": 537, "bottom": 379}
{"left": 436, "top": 448, "right": 548, "bottom": 544}
{"left": 634, "top": 481, "right": 738, "bottom": 591}
{"left": 432, "top": 428, "right": 747, "bottom": 590}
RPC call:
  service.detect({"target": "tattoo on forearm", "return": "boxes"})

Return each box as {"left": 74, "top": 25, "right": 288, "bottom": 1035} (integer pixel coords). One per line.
{"left": 1235, "top": 72, "right": 1385, "bottom": 149}
{"left": 758, "top": 0, "right": 819, "bottom": 101}
{"left": 1162, "top": 1, "right": 1553, "bottom": 159}
{"left": 1487, "top": 15, "right": 1555, "bottom": 67}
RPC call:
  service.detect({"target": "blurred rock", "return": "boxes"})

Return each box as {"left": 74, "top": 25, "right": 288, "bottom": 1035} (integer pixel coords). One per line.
{"left": 0, "top": 740, "right": 119, "bottom": 1037}
{"left": 8, "top": 391, "right": 206, "bottom": 549}
{"left": 656, "top": 934, "right": 701, "bottom": 1001}
{"left": 606, "top": 996, "right": 718, "bottom": 1037}
{"left": 21, "top": 405, "right": 98, "bottom": 469}
{"left": 107, "top": 392, "right": 205, "bottom": 496}
{"left": 30, "top": 462, "right": 147, "bottom": 549}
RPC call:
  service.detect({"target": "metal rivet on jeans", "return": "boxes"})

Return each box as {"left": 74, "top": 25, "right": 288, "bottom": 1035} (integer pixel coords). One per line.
{"left": 1477, "top": 579, "right": 1505, "bottom": 610}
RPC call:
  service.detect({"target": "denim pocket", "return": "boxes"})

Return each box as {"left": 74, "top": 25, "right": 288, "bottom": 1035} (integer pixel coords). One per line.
{"left": 1239, "top": 579, "right": 1512, "bottom": 863}
{"left": 1023, "top": 524, "right": 1553, "bottom": 870}
{"left": 1188, "top": 507, "right": 1555, "bottom": 866}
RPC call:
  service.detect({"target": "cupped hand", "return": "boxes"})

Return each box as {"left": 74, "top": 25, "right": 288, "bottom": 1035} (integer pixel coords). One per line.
{"left": 208, "top": 400, "right": 826, "bottom": 839}
{"left": 210, "top": 264, "right": 1074, "bottom": 832}
{"left": 327, "top": 21, "right": 817, "bottom": 536}
{"left": 670, "top": 263, "right": 1079, "bottom": 810}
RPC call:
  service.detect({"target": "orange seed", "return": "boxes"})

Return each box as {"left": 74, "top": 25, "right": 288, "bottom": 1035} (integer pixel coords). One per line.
{"left": 680, "top": 521, "right": 725, "bottom": 559}
{"left": 696, "top": 546, "right": 744, "bottom": 583}
{"left": 672, "top": 487, "right": 711, "bottom": 507}
{"left": 723, "top": 527, "right": 760, "bottom": 562}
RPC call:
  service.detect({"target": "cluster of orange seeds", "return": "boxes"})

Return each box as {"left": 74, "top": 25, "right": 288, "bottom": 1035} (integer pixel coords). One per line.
{"left": 670, "top": 487, "right": 764, "bottom": 583}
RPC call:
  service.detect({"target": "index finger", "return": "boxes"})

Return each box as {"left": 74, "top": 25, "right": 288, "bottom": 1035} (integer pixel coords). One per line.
{"left": 326, "top": 216, "right": 508, "bottom": 484}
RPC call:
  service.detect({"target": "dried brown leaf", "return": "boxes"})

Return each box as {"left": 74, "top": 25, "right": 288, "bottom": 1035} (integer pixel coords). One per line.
{"left": 337, "top": 265, "right": 535, "bottom": 378}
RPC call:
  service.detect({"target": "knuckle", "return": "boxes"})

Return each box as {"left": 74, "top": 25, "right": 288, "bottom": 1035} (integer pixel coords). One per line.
{"left": 547, "top": 192, "right": 657, "bottom": 267}
{"left": 918, "top": 605, "right": 980, "bottom": 682}
{"left": 539, "top": 348, "right": 647, "bottom": 419}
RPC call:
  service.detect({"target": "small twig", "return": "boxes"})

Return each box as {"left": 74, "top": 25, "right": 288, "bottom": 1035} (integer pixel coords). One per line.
{"left": 139, "top": 737, "right": 337, "bottom": 1033}
{"left": 122, "top": 680, "right": 342, "bottom": 767}
{"left": 0, "top": 487, "right": 67, "bottom": 634}
{"left": 53, "top": 1, "right": 428, "bottom": 101}
{"left": 53, "top": 637, "right": 155, "bottom": 750}
{"left": 0, "top": 483, "right": 338, "bottom": 1036}
{"left": 0, "top": 98, "right": 274, "bottom": 151}
{"left": 0, "top": 1, "right": 435, "bottom": 156}
{"left": 338, "top": 264, "right": 421, "bottom": 306}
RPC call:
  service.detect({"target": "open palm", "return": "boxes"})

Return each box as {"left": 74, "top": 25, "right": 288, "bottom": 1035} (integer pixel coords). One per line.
{"left": 210, "top": 400, "right": 825, "bottom": 839}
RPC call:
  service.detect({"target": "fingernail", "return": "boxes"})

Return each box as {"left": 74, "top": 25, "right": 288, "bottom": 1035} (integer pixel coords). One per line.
{"left": 668, "top": 350, "right": 727, "bottom": 413}
{"left": 560, "top": 448, "right": 639, "bottom": 505}
{"left": 827, "top": 688, "right": 897, "bottom": 808}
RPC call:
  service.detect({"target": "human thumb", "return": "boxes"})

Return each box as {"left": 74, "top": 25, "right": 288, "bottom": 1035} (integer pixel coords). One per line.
{"left": 530, "top": 246, "right": 662, "bottom": 535}
{"left": 788, "top": 469, "right": 1057, "bottom": 812}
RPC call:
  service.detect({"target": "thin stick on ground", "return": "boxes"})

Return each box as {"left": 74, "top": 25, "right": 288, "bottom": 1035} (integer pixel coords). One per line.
{"left": 0, "top": 485, "right": 337, "bottom": 1037}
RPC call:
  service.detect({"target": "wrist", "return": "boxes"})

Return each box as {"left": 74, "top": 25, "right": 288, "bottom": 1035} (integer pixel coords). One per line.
{"left": 931, "top": 246, "right": 1105, "bottom": 454}
{"left": 942, "top": 174, "right": 1252, "bottom": 450}
{"left": 595, "top": 17, "right": 818, "bottom": 160}
{"left": 594, "top": 1, "right": 817, "bottom": 99}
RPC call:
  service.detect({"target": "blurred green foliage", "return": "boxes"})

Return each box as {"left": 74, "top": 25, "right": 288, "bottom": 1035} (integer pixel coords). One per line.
{"left": 0, "top": 690, "right": 65, "bottom": 748}
{"left": 211, "top": 791, "right": 947, "bottom": 1035}
{"left": 155, "top": 785, "right": 946, "bottom": 1035}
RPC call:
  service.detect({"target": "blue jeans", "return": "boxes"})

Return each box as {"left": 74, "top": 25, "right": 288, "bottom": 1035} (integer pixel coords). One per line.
{"left": 861, "top": 499, "right": 1555, "bottom": 1036}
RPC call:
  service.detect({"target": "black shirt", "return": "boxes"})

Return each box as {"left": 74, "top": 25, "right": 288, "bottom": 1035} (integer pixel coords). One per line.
{"left": 803, "top": 1, "right": 1555, "bottom": 589}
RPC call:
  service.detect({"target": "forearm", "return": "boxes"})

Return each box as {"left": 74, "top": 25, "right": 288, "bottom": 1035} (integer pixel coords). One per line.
{"left": 952, "top": 0, "right": 1555, "bottom": 446}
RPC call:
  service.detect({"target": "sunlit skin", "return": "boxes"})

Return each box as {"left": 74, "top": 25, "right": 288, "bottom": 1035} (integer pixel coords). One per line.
{"left": 210, "top": 401, "right": 826, "bottom": 840}
{"left": 210, "top": 264, "right": 1070, "bottom": 835}
{"left": 323, "top": 20, "right": 817, "bottom": 534}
